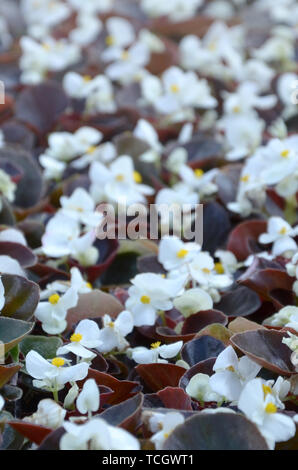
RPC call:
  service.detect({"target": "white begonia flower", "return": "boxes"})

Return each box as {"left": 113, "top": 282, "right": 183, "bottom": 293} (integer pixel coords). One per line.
{"left": 39, "top": 155, "right": 66, "bottom": 180}
{"left": 25, "top": 350, "right": 89, "bottom": 393}
{"left": 165, "top": 148, "right": 188, "bottom": 174}
{"left": 149, "top": 411, "right": 185, "bottom": 450}
{"left": 0, "top": 394, "right": 4, "bottom": 411}
{"left": 173, "top": 287, "right": 213, "bottom": 318}
{"left": 214, "top": 250, "right": 241, "bottom": 275}
{"left": 24, "top": 399, "right": 66, "bottom": 429}
{"left": 68, "top": 0, "right": 113, "bottom": 14}
{"left": 179, "top": 165, "right": 218, "bottom": 198}
{"left": 133, "top": 119, "right": 163, "bottom": 163}
{"left": 19, "top": 36, "right": 81, "bottom": 85}
{"left": 141, "top": 67, "right": 217, "bottom": 121}
{"left": 72, "top": 142, "right": 116, "bottom": 170}
{"left": 125, "top": 273, "right": 185, "bottom": 326}
{"left": 138, "top": 29, "right": 165, "bottom": 53}
{"left": 277, "top": 73, "right": 298, "bottom": 119}
{"left": 238, "top": 378, "right": 296, "bottom": 450}
{"left": 0, "top": 169, "right": 16, "bottom": 206}
{"left": 186, "top": 373, "right": 225, "bottom": 403}
{"left": 209, "top": 346, "right": 262, "bottom": 402}
{"left": 57, "top": 319, "right": 101, "bottom": 360}
{"left": 76, "top": 379, "right": 100, "bottom": 417}
{"left": 104, "top": 42, "right": 151, "bottom": 85}
{"left": 60, "top": 188, "right": 103, "bottom": 229}
{"left": 129, "top": 340, "right": 183, "bottom": 364}
{"left": 69, "top": 13, "right": 102, "bottom": 46}
{"left": 34, "top": 287, "right": 79, "bottom": 335}
{"left": 63, "top": 72, "right": 116, "bottom": 114}
{"left": 158, "top": 236, "right": 201, "bottom": 271}
{"left": 40, "top": 267, "right": 93, "bottom": 300}
{"left": 188, "top": 252, "right": 233, "bottom": 292}
{"left": 60, "top": 417, "right": 140, "bottom": 450}
{"left": 42, "top": 213, "right": 98, "bottom": 266}
{"left": 265, "top": 306, "right": 298, "bottom": 330}
{"left": 103, "top": 17, "right": 135, "bottom": 52}
{"left": 222, "top": 82, "right": 277, "bottom": 117}
{"left": 89, "top": 156, "right": 154, "bottom": 206}
{"left": 96, "top": 311, "right": 134, "bottom": 354}
{"left": 252, "top": 29, "right": 295, "bottom": 64}
{"left": 64, "top": 383, "right": 80, "bottom": 410}
{"left": 235, "top": 59, "right": 275, "bottom": 93}
{"left": 21, "top": 0, "right": 71, "bottom": 29}
{"left": 141, "top": 0, "right": 202, "bottom": 21}
{"left": 259, "top": 216, "right": 298, "bottom": 257}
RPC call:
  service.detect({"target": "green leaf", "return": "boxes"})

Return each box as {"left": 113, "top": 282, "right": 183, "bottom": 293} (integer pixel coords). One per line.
{"left": 0, "top": 317, "right": 34, "bottom": 354}
{"left": 19, "top": 335, "right": 62, "bottom": 360}
{"left": 1, "top": 274, "right": 40, "bottom": 321}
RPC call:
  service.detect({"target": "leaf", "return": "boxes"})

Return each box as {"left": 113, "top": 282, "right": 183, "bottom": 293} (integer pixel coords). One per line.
{"left": 195, "top": 323, "right": 232, "bottom": 345}
{"left": 136, "top": 363, "right": 186, "bottom": 392}
{"left": 1, "top": 274, "right": 40, "bottom": 320}
{"left": 1, "top": 385, "right": 23, "bottom": 401}
{"left": 156, "top": 387, "right": 193, "bottom": 410}
{"left": 202, "top": 202, "right": 231, "bottom": 255}
{"left": 181, "top": 336, "right": 225, "bottom": 367}
{"left": 227, "top": 219, "right": 267, "bottom": 261}
{"left": 66, "top": 290, "right": 124, "bottom": 331}
{"left": 0, "top": 363, "right": 21, "bottom": 388}
{"left": 0, "top": 241, "right": 37, "bottom": 268}
{"left": 163, "top": 412, "right": 269, "bottom": 450}
{"left": 0, "top": 317, "right": 34, "bottom": 354}
{"left": 231, "top": 329, "right": 296, "bottom": 376}
{"left": 37, "top": 427, "right": 65, "bottom": 450}
{"left": 8, "top": 421, "right": 52, "bottom": 445}
{"left": 215, "top": 285, "right": 261, "bottom": 318}
{"left": 181, "top": 310, "right": 227, "bottom": 334}
{"left": 19, "top": 335, "right": 62, "bottom": 360}
{"left": 99, "top": 393, "right": 144, "bottom": 433}
{"left": 137, "top": 255, "right": 166, "bottom": 275}
{"left": 0, "top": 147, "right": 43, "bottom": 208}
{"left": 15, "top": 81, "right": 69, "bottom": 135}
{"left": 228, "top": 317, "right": 265, "bottom": 335}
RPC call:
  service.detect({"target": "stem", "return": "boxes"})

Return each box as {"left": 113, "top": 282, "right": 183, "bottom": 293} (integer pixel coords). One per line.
{"left": 284, "top": 195, "right": 298, "bottom": 226}
{"left": 52, "top": 388, "right": 59, "bottom": 403}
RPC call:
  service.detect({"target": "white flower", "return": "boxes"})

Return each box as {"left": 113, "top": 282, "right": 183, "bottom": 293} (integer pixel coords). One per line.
{"left": 40, "top": 267, "right": 92, "bottom": 300}
{"left": 104, "top": 42, "right": 150, "bottom": 85}
{"left": 57, "top": 319, "right": 101, "bottom": 360}
{"left": 158, "top": 236, "right": 201, "bottom": 271}
{"left": 141, "top": 0, "right": 203, "bottom": 21}
{"left": 0, "top": 169, "right": 16, "bottom": 205}
{"left": 39, "top": 155, "right": 66, "bottom": 180}
{"left": 21, "top": 0, "right": 71, "bottom": 29}
{"left": 259, "top": 216, "right": 298, "bottom": 257}
{"left": 222, "top": 82, "right": 277, "bottom": 116}
{"left": 173, "top": 287, "right": 213, "bottom": 318}
{"left": 133, "top": 119, "right": 163, "bottom": 163}
{"left": 26, "top": 350, "right": 89, "bottom": 392}
{"left": 252, "top": 29, "right": 295, "bottom": 64}
{"left": 76, "top": 379, "right": 100, "bottom": 416}
{"left": 277, "top": 73, "right": 298, "bottom": 119}
{"left": 60, "top": 418, "right": 140, "bottom": 450}
{"left": 265, "top": 306, "right": 298, "bottom": 330}
{"left": 186, "top": 373, "right": 225, "bottom": 403}
{"left": 130, "top": 340, "right": 183, "bottom": 364}
{"left": 179, "top": 166, "right": 218, "bottom": 197}
{"left": 24, "top": 399, "right": 66, "bottom": 429}
{"left": 68, "top": 0, "right": 113, "bottom": 14}
{"left": 209, "top": 346, "right": 261, "bottom": 402}
{"left": 89, "top": 156, "right": 154, "bottom": 205}
{"left": 96, "top": 311, "right": 134, "bottom": 354}
{"left": 34, "top": 287, "right": 78, "bottom": 335}
{"left": 0, "top": 395, "right": 4, "bottom": 411}
{"left": 60, "top": 188, "right": 103, "bottom": 229}
{"left": 188, "top": 252, "right": 233, "bottom": 291}
{"left": 69, "top": 13, "right": 102, "bottom": 46}
{"left": 238, "top": 378, "right": 296, "bottom": 449}
{"left": 214, "top": 250, "right": 241, "bottom": 275}
{"left": 103, "top": 17, "right": 135, "bottom": 52}
{"left": 149, "top": 412, "right": 185, "bottom": 450}
{"left": 125, "top": 273, "right": 185, "bottom": 326}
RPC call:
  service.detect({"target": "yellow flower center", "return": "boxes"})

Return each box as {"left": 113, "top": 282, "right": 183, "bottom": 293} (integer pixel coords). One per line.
{"left": 133, "top": 171, "right": 142, "bottom": 184}
{"left": 194, "top": 168, "right": 204, "bottom": 178}
{"left": 208, "top": 41, "right": 217, "bottom": 51}
{"left": 106, "top": 35, "right": 115, "bottom": 46}
{"left": 164, "top": 432, "right": 170, "bottom": 439}
{"left": 151, "top": 341, "right": 161, "bottom": 349}
{"left": 108, "top": 321, "right": 115, "bottom": 328}
{"left": 202, "top": 268, "right": 211, "bottom": 274}
{"left": 170, "top": 84, "right": 180, "bottom": 94}
{"left": 262, "top": 384, "right": 272, "bottom": 397}
{"left": 233, "top": 106, "right": 241, "bottom": 113}
{"left": 86, "top": 282, "right": 92, "bottom": 289}
{"left": 87, "top": 145, "right": 96, "bottom": 154}
{"left": 140, "top": 295, "right": 151, "bottom": 304}
{"left": 265, "top": 402, "right": 277, "bottom": 414}
{"left": 240, "top": 174, "right": 250, "bottom": 183}
{"left": 51, "top": 357, "right": 65, "bottom": 367}
{"left": 83, "top": 75, "right": 92, "bottom": 83}
{"left": 121, "top": 50, "right": 129, "bottom": 60}
{"left": 177, "top": 249, "right": 189, "bottom": 259}
{"left": 42, "top": 42, "right": 51, "bottom": 51}
{"left": 214, "top": 262, "right": 224, "bottom": 274}
{"left": 116, "top": 174, "right": 125, "bottom": 182}
{"left": 279, "top": 227, "right": 288, "bottom": 235}
{"left": 49, "top": 293, "right": 60, "bottom": 305}
{"left": 281, "top": 149, "right": 290, "bottom": 158}
{"left": 70, "top": 333, "right": 83, "bottom": 343}
{"left": 226, "top": 365, "right": 235, "bottom": 372}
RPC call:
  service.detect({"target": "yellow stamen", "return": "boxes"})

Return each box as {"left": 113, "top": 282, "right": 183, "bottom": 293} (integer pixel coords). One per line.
{"left": 121, "top": 50, "right": 129, "bottom": 60}
{"left": 51, "top": 357, "right": 65, "bottom": 367}
{"left": 170, "top": 84, "right": 179, "bottom": 94}
{"left": 214, "top": 262, "right": 224, "bottom": 274}
{"left": 265, "top": 402, "right": 277, "bottom": 414}
{"left": 151, "top": 341, "right": 161, "bottom": 349}
{"left": 226, "top": 366, "right": 235, "bottom": 372}
{"left": 108, "top": 321, "right": 115, "bottom": 328}
{"left": 281, "top": 149, "right": 290, "bottom": 158}
{"left": 240, "top": 174, "right": 250, "bottom": 183}
{"left": 279, "top": 227, "right": 288, "bottom": 235}
{"left": 87, "top": 145, "right": 96, "bottom": 154}
{"left": 83, "top": 75, "right": 92, "bottom": 83}
{"left": 208, "top": 41, "right": 217, "bottom": 51}
{"left": 140, "top": 295, "right": 151, "bottom": 304}
{"left": 202, "top": 268, "right": 211, "bottom": 274}
{"left": 116, "top": 174, "right": 125, "bottom": 182}
{"left": 133, "top": 171, "right": 142, "bottom": 184}
{"left": 233, "top": 106, "right": 241, "bottom": 113}
{"left": 194, "top": 168, "right": 204, "bottom": 178}
{"left": 42, "top": 42, "right": 50, "bottom": 51}
{"left": 164, "top": 432, "right": 170, "bottom": 439}
{"left": 106, "top": 35, "right": 115, "bottom": 46}
{"left": 70, "top": 333, "right": 83, "bottom": 343}
{"left": 86, "top": 282, "right": 92, "bottom": 289}
{"left": 262, "top": 384, "right": 272, "bottom": 397}
{"left": 177, "top": 249, "right": 189, "bottom": 259}
{"left": 49, "top": 293, "right": 60, "bottom": 305}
